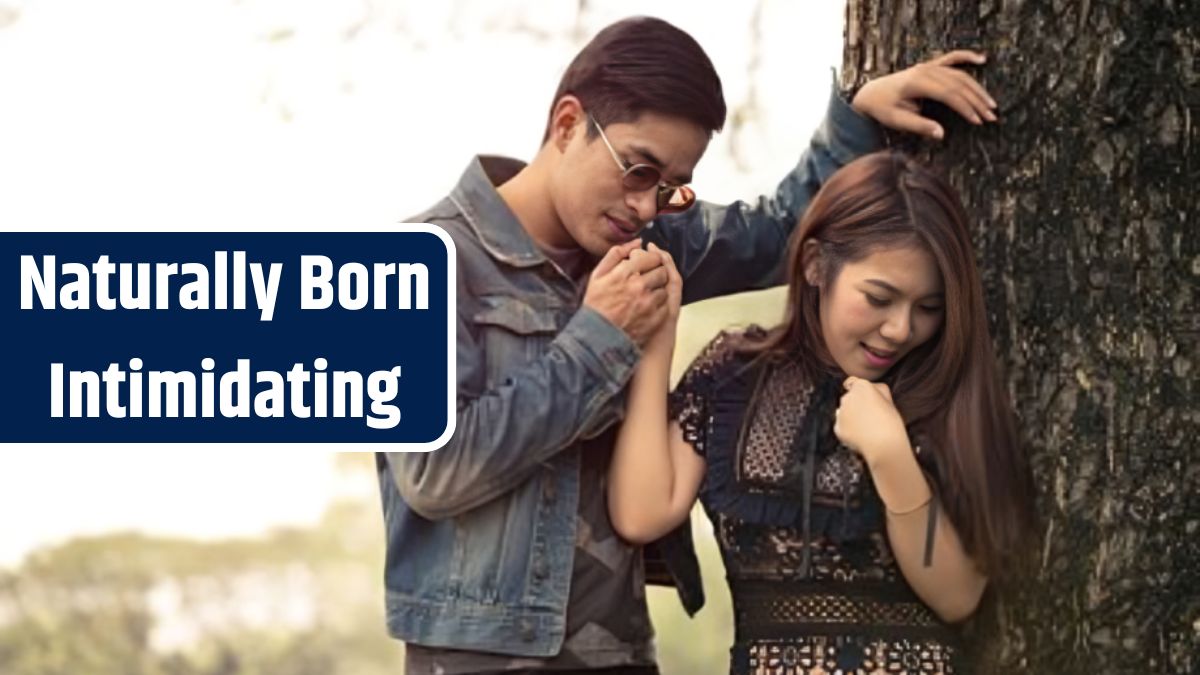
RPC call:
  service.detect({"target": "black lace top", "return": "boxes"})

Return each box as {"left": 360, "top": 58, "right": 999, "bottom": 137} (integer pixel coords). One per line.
{"left": 669, "top": 330, "right": 961, "bottom": 675}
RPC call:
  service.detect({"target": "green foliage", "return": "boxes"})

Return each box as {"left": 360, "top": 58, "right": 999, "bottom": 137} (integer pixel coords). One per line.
{"left": 0, "top": 496, "right": 400, "bottom": 675}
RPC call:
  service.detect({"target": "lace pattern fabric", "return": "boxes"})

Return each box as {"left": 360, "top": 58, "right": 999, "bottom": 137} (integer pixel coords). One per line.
{"left": 715, "top": 518, "right": 898, "bottom": 585}
{"left": 744, "top": 636, "right": 957, "bottom": 675}
{"left": 669, "top": 330, "right": 961, "bottom": 675}
{"left": 738, "top": 359, "right": 811, "bottom": 487}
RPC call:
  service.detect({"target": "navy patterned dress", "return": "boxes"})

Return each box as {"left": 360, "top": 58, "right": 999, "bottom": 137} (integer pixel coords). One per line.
{"left": 668, "top": 330, "right": 961, "bottom": 675}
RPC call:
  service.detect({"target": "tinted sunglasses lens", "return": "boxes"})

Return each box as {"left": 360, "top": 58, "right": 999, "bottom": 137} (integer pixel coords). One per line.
{"left": 657, "top": 185, "right": 695, "bottom": 214}
{"left": 622, "top": 165, "right": 661, "bottom": 191}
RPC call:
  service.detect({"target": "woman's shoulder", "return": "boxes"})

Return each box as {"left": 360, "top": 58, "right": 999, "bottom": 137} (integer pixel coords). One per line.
{"left": 678, "top": 324, "right": 773, "bottom": 390}
{"left": 670, "top": 326, "right": 773, "bottom": 460}
{"left": 689, "top": 324, "right": 772, "bottom": 367}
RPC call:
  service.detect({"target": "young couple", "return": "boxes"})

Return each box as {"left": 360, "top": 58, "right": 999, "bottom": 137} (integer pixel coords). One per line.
{"left": 377, "top": 16, "right": 1035, "bottom": 675}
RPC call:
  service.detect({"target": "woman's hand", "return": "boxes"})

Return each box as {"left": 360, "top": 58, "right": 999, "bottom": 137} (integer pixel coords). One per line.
{"left": 643, "top": 243, "right": 682, "bottom": 355}
{"left": 833, "top": 376, "right": 910, "bottom": 466}
{"left": 607, "top": 243, "right": 705, "bottom": 544}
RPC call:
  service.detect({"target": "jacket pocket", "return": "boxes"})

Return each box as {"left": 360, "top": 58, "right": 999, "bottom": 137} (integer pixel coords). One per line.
{"left": 472, "top": 295, "right": 561, "bottom": 386}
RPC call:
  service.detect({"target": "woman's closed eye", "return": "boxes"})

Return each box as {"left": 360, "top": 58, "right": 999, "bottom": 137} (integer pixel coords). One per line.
{"left": 865, "top": 291, "right": 943, "bottom": 313}
{"left": 864, "top": 293, "right": 889, "bottom": 307}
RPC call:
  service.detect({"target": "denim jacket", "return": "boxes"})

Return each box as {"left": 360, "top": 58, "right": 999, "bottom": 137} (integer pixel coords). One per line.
{"left": 376, "top": 87, "right": 882, "bottom": 658}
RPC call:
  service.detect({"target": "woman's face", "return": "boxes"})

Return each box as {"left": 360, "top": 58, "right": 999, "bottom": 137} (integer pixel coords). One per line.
{"left": 813, "top": 244, "right": 946, "bottom": 380}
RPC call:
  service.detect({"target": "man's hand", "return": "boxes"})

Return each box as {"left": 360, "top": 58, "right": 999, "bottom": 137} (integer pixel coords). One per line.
{"left": 851, "top": 50, "right": 997, "bottom": 140}
{"left": 584, "top": 240, "right": 671, "bottom": 347}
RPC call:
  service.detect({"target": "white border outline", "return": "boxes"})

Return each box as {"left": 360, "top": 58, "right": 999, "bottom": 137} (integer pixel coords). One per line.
{"left": 391, "top": 222, "right": 456, "bottom": 452}
{"left": 2, "top": 226, "right": 457, "bottom": 452}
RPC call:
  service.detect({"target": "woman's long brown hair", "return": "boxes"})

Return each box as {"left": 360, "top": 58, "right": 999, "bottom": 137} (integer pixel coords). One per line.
{"left": 743, "top": 151, "right": 1036, "bottom": 575}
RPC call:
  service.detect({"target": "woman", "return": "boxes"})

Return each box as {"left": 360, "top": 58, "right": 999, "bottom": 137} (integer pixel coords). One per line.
{"left": 609, "top": 151, "right": 1036, "bottom": 674}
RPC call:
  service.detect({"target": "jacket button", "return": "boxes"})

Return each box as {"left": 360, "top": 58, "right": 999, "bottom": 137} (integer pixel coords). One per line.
{"left": 541, "top": 479, "right": 556, "bottom": 503}
{"left": 533, "top": 560, "right": 549, "bottom": 580}
{"left": 519, "top": 619, "right": 536, "bottom": 641}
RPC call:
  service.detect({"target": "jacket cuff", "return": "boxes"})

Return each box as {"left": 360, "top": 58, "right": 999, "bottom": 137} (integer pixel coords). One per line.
{"left": 817, "top": 70, "right": 886, "bottom": 163}
{"left": 555, "top": 306, "right": 640, "bottom": 393}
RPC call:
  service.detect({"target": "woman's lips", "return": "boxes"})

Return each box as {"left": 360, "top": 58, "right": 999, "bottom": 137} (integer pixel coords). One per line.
{"left": 861, "top": 343, "right": 897, "bottom": 368}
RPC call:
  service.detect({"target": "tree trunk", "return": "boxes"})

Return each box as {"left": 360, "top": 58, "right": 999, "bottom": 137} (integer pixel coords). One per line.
{"left": 842, "top": 1, "right": 1198, "bottom": 673}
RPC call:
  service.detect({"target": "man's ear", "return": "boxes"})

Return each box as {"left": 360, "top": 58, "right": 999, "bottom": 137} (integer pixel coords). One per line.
{"left": 801, "top": 239, "right": 822, "bottom": 286}
{"left": 548, "top": 95, "right": 585, "bottom": 153}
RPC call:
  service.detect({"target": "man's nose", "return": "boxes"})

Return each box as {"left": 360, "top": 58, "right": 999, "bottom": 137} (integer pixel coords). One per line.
{"left": 627, "top": 187, "right": 658, "bottom": 225}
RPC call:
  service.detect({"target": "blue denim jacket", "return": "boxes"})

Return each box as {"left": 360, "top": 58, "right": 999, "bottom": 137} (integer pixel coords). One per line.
{"left": 376, "top": 88, "right": 882, "bottom": 658}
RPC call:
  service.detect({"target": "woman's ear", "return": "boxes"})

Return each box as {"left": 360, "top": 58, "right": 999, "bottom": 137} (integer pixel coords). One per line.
{"left": 548, "top": 95, "right": 585, "bottom": 153}
{"left": 801, "top": 239, "right": 822, "bottom": 286}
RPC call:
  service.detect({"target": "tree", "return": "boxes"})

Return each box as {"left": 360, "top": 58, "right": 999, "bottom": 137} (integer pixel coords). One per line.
{"left": 841, "top": 1, "right": 1197, "bottom": 672}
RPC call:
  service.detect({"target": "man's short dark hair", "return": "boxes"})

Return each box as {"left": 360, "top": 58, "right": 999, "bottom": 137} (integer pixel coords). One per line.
{"left": 542, "top": 17, "right": 726, "bottom": 142}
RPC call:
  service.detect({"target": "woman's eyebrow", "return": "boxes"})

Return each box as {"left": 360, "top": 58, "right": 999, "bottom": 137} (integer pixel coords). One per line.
{"left": 865, "top": 279, "right": 944, "bottom": 300}
{"left": 864, "top": 279, "right": 900, "bottom": 294}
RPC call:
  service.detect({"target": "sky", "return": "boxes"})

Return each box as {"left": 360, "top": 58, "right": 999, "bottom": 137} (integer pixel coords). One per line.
{"left": 0, "top": 0, "right": 844, "bottom": 568}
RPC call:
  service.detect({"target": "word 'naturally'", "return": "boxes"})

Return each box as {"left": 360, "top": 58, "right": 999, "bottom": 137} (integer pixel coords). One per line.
{"left": 20, "top": 252, "right": 429, "bottom": 321}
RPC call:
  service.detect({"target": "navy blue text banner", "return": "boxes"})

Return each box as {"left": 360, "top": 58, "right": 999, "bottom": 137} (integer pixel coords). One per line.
{"left": 3, "top": 229, "right": 454, "bottom": 447}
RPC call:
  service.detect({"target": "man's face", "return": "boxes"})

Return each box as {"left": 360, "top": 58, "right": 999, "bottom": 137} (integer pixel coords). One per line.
{"left": 551, "top": 111, "right": 709, "bottom": 258}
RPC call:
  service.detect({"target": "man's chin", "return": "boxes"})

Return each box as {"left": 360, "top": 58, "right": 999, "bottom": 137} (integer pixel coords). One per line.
{"left": 581, "top": 234, "right": 625, "bottom": 257}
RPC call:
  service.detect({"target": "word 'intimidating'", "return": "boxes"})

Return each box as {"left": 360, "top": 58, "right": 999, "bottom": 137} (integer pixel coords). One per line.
{"left": 51, "top": 358, "right": 404, "bottom": 429}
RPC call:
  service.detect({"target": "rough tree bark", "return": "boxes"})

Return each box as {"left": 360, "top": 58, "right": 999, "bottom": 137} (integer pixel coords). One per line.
{"left": 841, "top": 1, "right": 1197, "bottom": 673}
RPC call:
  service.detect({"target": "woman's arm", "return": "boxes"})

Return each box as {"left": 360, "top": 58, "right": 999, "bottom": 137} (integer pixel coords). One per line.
{"left": 835, "top": 377, "right": 988, "bottom": 623}
{"left": 606, "top": 246, "right": 706, "bottom": 544}
{"left": 869, "top": 440, "right": 988, "bottom": 623}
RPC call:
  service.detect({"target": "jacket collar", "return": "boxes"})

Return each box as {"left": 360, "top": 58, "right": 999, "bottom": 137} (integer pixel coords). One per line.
{"left": 449, "top": 155, "right": 548, "bottom": 268}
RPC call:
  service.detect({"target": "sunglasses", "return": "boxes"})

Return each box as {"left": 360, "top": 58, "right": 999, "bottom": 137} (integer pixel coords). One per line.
{"left": 589, "top": 114, "right": 697, "bottom": 215}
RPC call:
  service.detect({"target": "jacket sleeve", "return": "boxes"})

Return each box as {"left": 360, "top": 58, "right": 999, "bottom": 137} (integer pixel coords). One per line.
{"left": 644, "top": 82, "right": 885, "bottom": 305}
{"left": 381, "top": 284, "right": 638, "bottom": 520}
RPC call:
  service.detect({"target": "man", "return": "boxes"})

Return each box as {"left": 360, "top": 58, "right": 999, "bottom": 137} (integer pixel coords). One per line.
{"left": 377, "top": 16, "right": 997, "bottom": 675}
